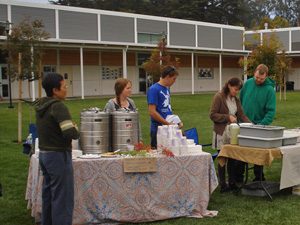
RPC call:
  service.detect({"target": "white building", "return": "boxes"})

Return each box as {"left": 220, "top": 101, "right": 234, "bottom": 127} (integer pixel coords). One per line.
{"left": 0, "top": 0, "right": 299, "bottom": 100}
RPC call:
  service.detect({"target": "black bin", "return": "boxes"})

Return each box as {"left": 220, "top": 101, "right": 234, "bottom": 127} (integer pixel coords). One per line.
{"left": 286, "top": 81, "right": 294, "bottom": 91}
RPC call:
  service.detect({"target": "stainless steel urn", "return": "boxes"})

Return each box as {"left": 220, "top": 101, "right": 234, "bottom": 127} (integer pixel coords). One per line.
{"left": 80, "top": 107, "right": 110, "bottom": 154}
{"left": 111, "top": 108, "right": 139, "bottom": 151}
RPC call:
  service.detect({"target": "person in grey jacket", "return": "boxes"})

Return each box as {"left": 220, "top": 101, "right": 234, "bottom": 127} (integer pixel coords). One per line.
{"left": 104, "top": 78, "right": 142, "bottom": 143}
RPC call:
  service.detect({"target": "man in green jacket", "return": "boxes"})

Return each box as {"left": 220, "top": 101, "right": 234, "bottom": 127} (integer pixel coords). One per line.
{"left": 35, "top": 73, "right": 80, "bottom": 225}
{"left": 235, "top": 64, "right": 276, "bottom": 182}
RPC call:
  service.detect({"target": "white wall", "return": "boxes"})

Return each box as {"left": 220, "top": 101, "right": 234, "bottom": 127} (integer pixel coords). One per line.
{"left": 9, "top": 66, "right": 299, "bottom": 100}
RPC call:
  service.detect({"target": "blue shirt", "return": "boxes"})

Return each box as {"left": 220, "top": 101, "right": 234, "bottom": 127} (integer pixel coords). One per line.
{"left": 147, "top": 83, "right": 173, "bottom": 131}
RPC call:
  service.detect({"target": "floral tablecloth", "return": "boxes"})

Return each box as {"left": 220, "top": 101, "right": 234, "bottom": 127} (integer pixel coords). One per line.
{"left": 26, "top": 152, "right": 218, "bottom": 224}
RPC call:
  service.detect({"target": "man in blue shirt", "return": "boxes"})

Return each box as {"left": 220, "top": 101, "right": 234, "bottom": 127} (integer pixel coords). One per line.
{"left": 147, "top": 65, "right": 179, "bottom": 148}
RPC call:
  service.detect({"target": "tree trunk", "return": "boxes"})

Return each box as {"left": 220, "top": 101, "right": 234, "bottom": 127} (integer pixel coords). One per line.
{"left": 279, "top": 83, "right": 282, "bottom": 101}
{"left": 284, "top": 75, "right": 287, "bottom": 101}
{"left": 18, "top": 53, "right": 22, "bottom": 144}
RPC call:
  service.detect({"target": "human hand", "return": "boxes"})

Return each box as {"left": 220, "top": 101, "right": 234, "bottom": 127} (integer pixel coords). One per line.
{"left": 229, "top": 115, "right": 237, "bottom": 123}
{"left": 73, "top": 122, "right": 78, "bottom": 130}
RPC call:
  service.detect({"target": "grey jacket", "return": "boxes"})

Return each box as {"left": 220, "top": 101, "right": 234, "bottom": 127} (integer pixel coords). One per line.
{"left": 104, "top": 98, "right": 142, "bottom": 141}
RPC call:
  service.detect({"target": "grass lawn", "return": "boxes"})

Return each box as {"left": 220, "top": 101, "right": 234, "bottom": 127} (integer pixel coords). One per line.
{"left": 1, "top": 91, "right": 300, "bottom": 224}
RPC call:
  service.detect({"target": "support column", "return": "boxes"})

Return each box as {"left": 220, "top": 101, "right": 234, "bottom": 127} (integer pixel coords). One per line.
{"left": 80, "top": 47, "right": 84, "bottom": 99}
{"left": 191, "top": 52, "right": 194, "bottom": 94}
{"left": 219, "top": 54, "right": 222, "bottom": 90}
{"left": 123, "top": 47, "right": 127, "bottom": 78}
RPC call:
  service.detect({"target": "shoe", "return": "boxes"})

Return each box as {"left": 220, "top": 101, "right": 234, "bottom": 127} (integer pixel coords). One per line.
{"left": 220, "top": 186, "right": 232, "bottom": 193}
{"left": 229, "top": 183, "right": 238, "bottom": 191}
{"left": 252, "top": 177, "right": 265, "bottom": 182}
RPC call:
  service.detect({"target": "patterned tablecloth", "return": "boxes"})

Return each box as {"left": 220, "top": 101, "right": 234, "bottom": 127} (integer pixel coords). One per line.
{"left": 26, "top": 152, "right": 218, "bottom": 224}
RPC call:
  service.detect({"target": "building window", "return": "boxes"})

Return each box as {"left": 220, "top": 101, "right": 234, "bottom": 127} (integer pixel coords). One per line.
{"left": 138, "top": 53, "right": 151, "bottom": 66}
{"left": 198, "top": 68, "right": 213, "bottom": 79}
{"left": 102, "top": 66, "right": 123, "bottom": 80}
{"left": 138, "top": 33, "right": 162, "bottom": 44}
{"left": 42, "top": 66, "right": 56, "bottom": 79}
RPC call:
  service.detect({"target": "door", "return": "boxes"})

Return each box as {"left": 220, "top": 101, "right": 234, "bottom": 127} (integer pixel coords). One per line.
{"left": 138, "top": 68, "right": 146, "bottom": 94}
{"left": 60, "top": 66, "right": 73, "bottom": 98}
{"left": 0, "top": 66, "right": 9, "bottom": 100}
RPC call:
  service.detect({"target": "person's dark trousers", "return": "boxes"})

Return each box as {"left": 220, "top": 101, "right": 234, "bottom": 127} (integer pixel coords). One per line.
{"left": 235, "top": 160, "right": 246, "bottom": 182}
{"left": 218, "top": 154, "right": 236, "bottom": 186}
{"left": 150, "top": 130, "right": 157, "bottom": 148}
{"left": 254, "top": 165, "right": 265, "bottom": 181}
{"left": 39, "top": 151, "right": 74, "bottom": 225}
{"left": 0, "top": 182, "right": 2, "bottom": 197}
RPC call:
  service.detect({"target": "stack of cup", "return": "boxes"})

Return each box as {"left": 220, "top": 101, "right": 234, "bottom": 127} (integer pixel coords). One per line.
{"left": 171, "top": 138, "right": 180, "bottom": 155}
{"left": 157, "top": 126, "right": 164, "bottom": 151}
{"left": 180, "top": 137, "right": 188, "bottom": 155}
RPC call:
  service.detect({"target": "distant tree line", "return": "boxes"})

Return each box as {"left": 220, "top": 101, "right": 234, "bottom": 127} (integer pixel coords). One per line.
{"left": 49, "top": 0, "right": 300, "bottom": 28}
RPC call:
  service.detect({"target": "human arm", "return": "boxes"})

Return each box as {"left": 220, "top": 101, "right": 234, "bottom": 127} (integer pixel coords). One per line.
{"left": 209, "top": 93, "right": 231, "bottom": 123}
{"left": 104, "top": 99, "right": 115, "bottom": 112}
{"left": 52, "top": 103, "right": 80, "bottom": 140}
{"left": 260, "top": 89, "right": 276, "bottom": 125}
{"left": 148, "top": 104, "right": 175, "bottom": 126}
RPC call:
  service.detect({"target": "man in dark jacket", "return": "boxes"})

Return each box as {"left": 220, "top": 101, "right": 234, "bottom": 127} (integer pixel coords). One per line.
{"left": 34, "top": 73, "right": 80, "bottom": 225}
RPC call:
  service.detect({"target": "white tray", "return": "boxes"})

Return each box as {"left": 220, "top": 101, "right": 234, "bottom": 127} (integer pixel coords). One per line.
{"left": 238, "top": 135, "right": 282, "bottom": 148}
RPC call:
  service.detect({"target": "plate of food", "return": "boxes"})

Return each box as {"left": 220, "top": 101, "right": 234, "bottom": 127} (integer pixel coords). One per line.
{"left": 78, "top": 154, "right": 101, "bottom": 159}
{"left": 101, "top": 152, "right": 118, "bottom": 158}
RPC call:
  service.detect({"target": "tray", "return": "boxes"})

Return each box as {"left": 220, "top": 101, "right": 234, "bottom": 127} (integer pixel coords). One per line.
{"left": 239, "top": 125, "right": 285, "bottom": 138}
{"left": 282, "top": 133, "right": 299, "bottom": 146}
{"left": 241, "top": 181, "right": 280, "bottom": 197}
{"left": 78, "top": 154, "right": 101, "bottom": 159}
{"left": 284, "top": 129, "right": 300, "bottom": 143}
{"left": 238, "top": 135, "right": 282, "bottom": 148}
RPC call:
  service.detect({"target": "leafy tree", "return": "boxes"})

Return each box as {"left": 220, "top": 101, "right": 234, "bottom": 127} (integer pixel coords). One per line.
{"left": 1, "top": 16, "right": 49, "bottom": 143}
{"left": 2, "top": 16, "right": 49, "bottom": 81}
{"left": 270, "top": 0, "right": 300, "bottom": 27}
{"left": 142, "top": 37, "right": 180, "bottom": 84}
{"left": 254, "top": 16, "right": 291, "bottom": 29}
{"left": 273, "top": 16, "right": 291, "bottom": 28}
{"left": 239, "top": 33, "right": 293, "bottom": 100}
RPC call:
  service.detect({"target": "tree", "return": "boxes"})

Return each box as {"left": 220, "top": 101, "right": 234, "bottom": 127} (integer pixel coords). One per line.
{"left": 239, "top": 32, "right": 293, "bottom": 100}
{"left": 142, "top": 37, "right": 180, "bottom": 84}
{"left": 1, "top": 16, "right": 49, "bottom": 143}
{"left": 2, "top": 16, "right": 49, "bottom": 81}
{"left": 270, "top": 0, "right": 300, "bottom": 27}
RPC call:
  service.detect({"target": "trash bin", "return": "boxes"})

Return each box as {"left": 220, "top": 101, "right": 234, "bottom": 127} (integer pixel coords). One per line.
{"left": 286, "top": 81, "right": 294, "bottom": 91}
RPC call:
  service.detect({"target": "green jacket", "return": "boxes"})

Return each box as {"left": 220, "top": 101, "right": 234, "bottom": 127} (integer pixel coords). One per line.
{"left": 239, "top": 77, "right": 276, "bottom": 125}
{"left": 34, "top": 97, "right": 80, "bottom": 151}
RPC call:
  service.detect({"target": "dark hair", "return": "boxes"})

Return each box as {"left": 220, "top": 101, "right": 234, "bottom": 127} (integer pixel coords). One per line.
{"left": 114, "top": 78, "right": 131, "bottom": 107}
{"left": 42, "top": 73, "right": 64, "bottom": 97}
{"left": 161, "top": 65, "right": 178, "bottom": 78}
{"left": 255, "top": 64, "right": 269, "bottom": 76}
{"left": 222, "top": 77, "right": 243, "bottom": 95}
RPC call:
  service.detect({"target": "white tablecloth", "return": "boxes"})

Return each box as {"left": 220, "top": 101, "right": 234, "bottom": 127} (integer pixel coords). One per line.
{"left": 280, "top": 143, "right": 300, "bottom": 189}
